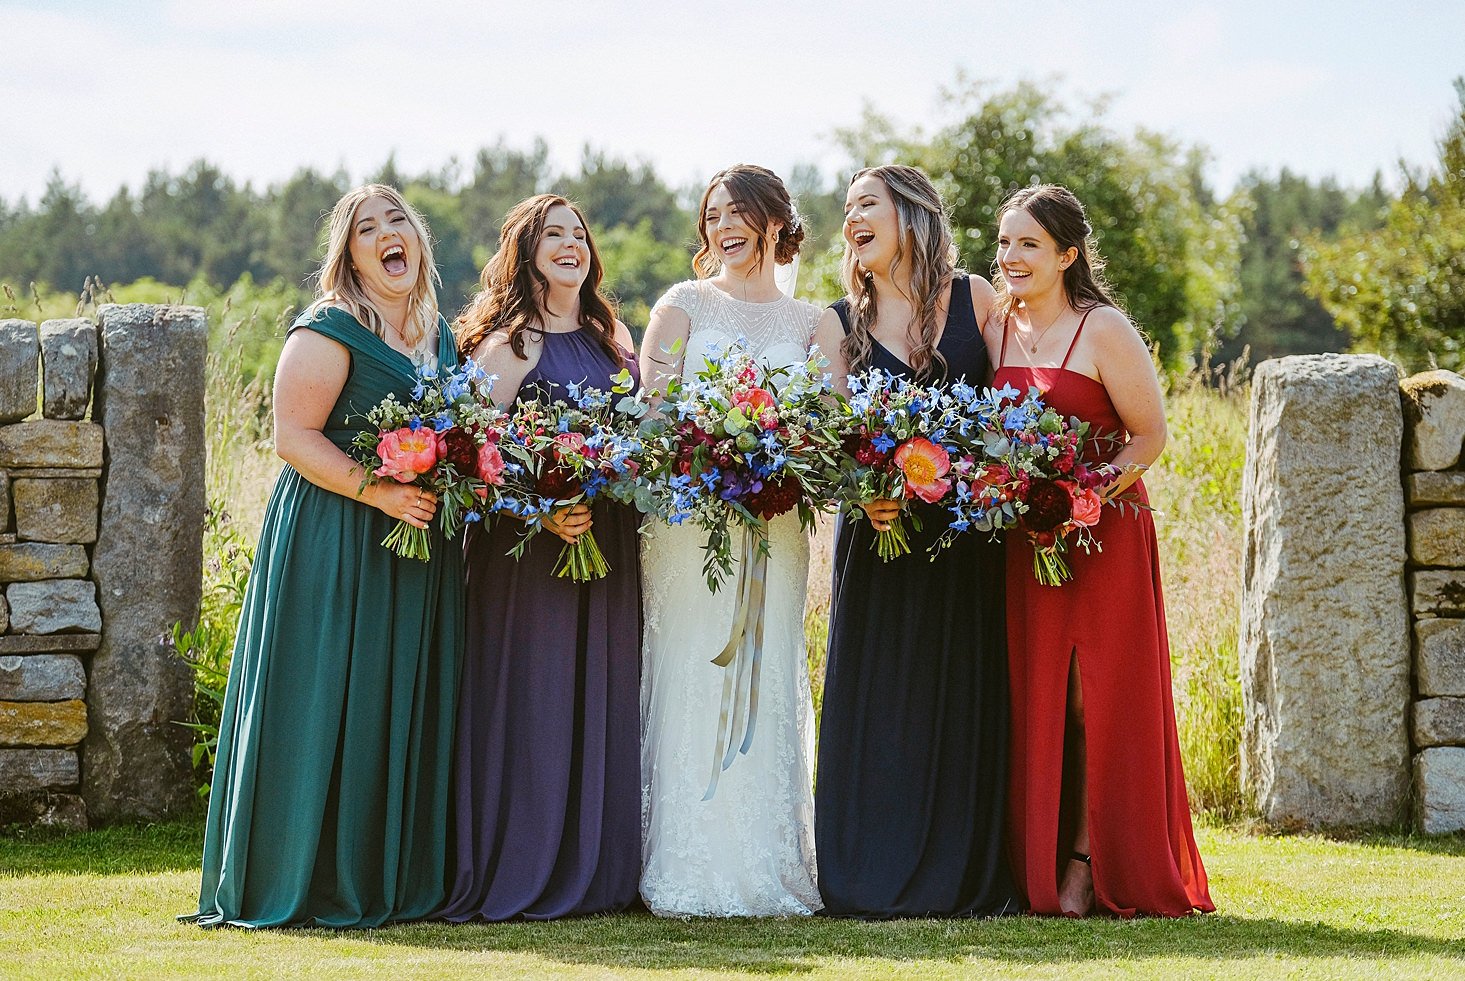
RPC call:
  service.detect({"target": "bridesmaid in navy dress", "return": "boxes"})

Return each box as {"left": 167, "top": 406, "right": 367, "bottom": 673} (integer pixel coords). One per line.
{"left": 440, "top": 194, "right": 642, "bottom": 921}
{"left": 811, "top": 165, "right": 1018, "bottom": 917}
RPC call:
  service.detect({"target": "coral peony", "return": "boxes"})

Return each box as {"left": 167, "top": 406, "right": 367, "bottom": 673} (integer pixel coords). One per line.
{"left": 893, "top": 437, "right": 952, "bottom": 504}
{"left": 373, "top": 427, "right": 442, "bottom": 483}
{"left": 1068, "top": 483, "right": 1102, "bottom": 528}
{"left": 477, "top": 439, "right": 506, "bottom": 487}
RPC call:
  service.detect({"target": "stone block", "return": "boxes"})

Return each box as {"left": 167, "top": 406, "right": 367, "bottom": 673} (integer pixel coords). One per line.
{"left": 0, "top": 319, "right": 39, "bottom": 423}
{"left": 6, "top": 580, "right": 101, "bottom": 634}
{"left": 1413, "top": 697, "right": 1465, "bottom": 747}
{"left": 0, "top": 654, "right": 85, "bottom": 700}
{"left": 0, "top": 542, "right": 89, "bottom": 582}
{"left": 1408, "top": 508, "right": 1465, "bottom": 567}
{"left": 0, "top": 634, "right": 100, "bottom": 655}
{"left": 0, "top": 748, "right": 77, "bottom": 794}
{"left": 86, "top": 304, "right": 206, "bottom": 822}
{"left": 1406, "top": 471, "right": 1465, "bottom": 507}
{"left": 1, "top": 469, "right": 10, "bottom": 531}
{"left": 1412, "top": 570, "right": 1465, "bottom": 617}
{"left": 1414, "top": 747, "right": 1465, "bottom": 833}
{"left": 1240, "top": 354, "right": 1411, "bottom": 828}
{"left": 0, "top": 592, "right": 6, "bottom": 633}
{"left": 1402, "top": 370, "right": 1465, "bottom": 471}
{"left": 12, "top": 477, "right": 98, "bottom": 544}
{"left": 0, "top": 420, "right": 104, "bottom": 469}
{"left": 39, "top": 318, "right": 98, "bottom": 420}
{"left": 1417, "top": 618, "right": 1465, "bottom": 696}
{"left": 0, "top": 699, "right": 87, "bottom": 747}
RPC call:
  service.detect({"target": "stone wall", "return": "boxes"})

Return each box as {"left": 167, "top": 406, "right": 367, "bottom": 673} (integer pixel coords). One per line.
{"left": 1242, "top": 356, "right": 1465, "bottom": 833}
{"left": 1403, "top": 370, "right": 1465, "bottom": 834}
{"left": 0, "top": 305, "right": 204, "bottom": 830}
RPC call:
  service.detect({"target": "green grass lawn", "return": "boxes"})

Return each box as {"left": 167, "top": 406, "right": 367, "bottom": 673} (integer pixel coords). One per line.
{"left": 1, "top": 821, "right": 1462, "bottom": 979}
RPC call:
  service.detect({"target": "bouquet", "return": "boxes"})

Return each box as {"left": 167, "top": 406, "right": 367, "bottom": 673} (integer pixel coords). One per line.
{"left": 485, "top": 370, "right": 653, "bottom": 581}
{"left": 352, "top": 358, "right": 504, "bottom": 560}
{"left": 642, "top": 341, "right": 834, "bottom": 592}
{"left": 986, "top": 383, "right": 1120, "bottom": 586}
{"left": 827, "top": 368, "right": 964, "bottom": 560}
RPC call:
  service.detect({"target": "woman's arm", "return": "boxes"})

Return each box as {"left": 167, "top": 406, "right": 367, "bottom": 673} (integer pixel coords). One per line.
{"left": 639, "top": 304, "right": 691, "bottom": 405}
{"left": 274, "top": 328, "right": 438, "bottom": 528}
{"left": 810, "top": 307, "right": 851, "bottom": 398}
{"left": 1088, "top": 308, "right": 1167, "bottom": 499}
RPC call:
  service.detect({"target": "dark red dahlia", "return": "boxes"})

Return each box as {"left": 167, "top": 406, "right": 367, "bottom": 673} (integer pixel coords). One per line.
{"left": 441, "top": 427, "right": 478, "bottom": 473}
{"left": 1021, "top": 477, "right": 1073, "bottom": 534}
{"left": 745, "top": 476, "right": 802, "bottom": 520}
{"left": 536, "top": 464, "right": 581, "bottom": 499}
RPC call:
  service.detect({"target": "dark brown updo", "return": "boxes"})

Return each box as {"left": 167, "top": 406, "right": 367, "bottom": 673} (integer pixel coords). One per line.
{"left": 693, "top": 164, "right": 805, "bottom": 278}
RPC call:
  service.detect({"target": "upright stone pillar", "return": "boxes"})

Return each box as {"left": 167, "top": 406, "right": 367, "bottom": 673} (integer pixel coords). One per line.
{"left": 84, "top": 304, "right": 206, "bottom": 822}
{"left": 1240, "top": 354, "right": 1411, "bottom": 827}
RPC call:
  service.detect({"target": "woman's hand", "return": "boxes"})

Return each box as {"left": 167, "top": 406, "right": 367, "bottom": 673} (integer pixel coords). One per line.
{"left": 366, "top": 482, "right": 439, "bottom": 529}
{"left": 861, "top": 497, "right": 903, "bottom": 532}
{"left": 540, "top": 502, "right": 593, "bottom": 544}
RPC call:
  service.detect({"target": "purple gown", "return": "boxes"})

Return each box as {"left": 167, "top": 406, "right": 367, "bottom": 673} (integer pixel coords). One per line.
{"left": 440, "top": 327, "right": 642, "bottom": 921}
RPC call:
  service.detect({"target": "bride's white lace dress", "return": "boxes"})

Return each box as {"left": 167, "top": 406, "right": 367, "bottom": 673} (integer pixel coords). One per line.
{"left": 639, "top": 278, "right": 822, "bottom": 917}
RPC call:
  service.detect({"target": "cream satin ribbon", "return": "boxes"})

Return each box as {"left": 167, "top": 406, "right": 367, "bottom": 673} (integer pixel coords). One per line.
{"left": 703, "top": 522, "right": 769, "bottom": 801}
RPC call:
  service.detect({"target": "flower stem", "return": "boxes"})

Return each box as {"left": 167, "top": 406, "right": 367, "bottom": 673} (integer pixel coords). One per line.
{"left": 555, "top": 531, "right": 610, "bottom": 582}
{"left": 382, "top": 520, "right": 432, "bottom": 561}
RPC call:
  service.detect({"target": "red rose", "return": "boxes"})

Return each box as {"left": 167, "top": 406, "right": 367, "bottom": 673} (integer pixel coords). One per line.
{"left": 1021, "top": 477, "right": 1073, "bottom": 534}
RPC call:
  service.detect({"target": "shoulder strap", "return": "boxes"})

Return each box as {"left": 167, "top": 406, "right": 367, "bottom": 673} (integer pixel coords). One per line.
{"left": 998, "top": 310, "right": 1011, "bottom": 369}
{"left": 1060, "top": 308, "right": 1095, "bottom": 370}
{"left": 830, "top": 298, "right": 852, "bottom": 336}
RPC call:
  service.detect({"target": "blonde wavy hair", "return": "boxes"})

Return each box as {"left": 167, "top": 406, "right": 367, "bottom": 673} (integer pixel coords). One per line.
{"left": 839, "top": 165, "right": 957, "bottom": 380}
{"left": 308, "top": 183, "right": 441, "bottom": 349}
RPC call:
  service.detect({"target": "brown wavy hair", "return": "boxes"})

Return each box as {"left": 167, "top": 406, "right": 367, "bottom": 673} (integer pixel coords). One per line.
{"left": 306, "top": 183, "right": 440, "bottom": 348}
{"left": 692, "top": 164, "right": 805, "bottom": 279}
{"left": 993, "top": 184, "right": 1124, "bottom": 323}
{"left": 454, "top": 194, "right": 622, "bottom": 366}
{"left": 838, "top": 165, "right": 957, "bottom": 380}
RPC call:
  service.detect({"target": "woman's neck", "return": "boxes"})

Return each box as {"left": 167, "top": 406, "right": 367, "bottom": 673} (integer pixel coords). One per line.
{"left": 364, "top": 290, "right": 413, "bottom": 343}
{"left": 714, "top": 259, "right": 782, "bottom": 302}
{"left": 541, "top": 285, "right": 583, "bottom": 332}
{"left": 1017, "top": 286, "right": 1071, "bottom": 327}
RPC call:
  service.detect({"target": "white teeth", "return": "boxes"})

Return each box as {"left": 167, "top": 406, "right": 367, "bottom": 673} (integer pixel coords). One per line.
{"left": 853, "top": 231, "right": 874, "bottom": 245}
{"left": 721, "top": 238, "right": 745, "bottom": 250}
{"left": 382, "top": 245, "right": 404, "bottom": 260}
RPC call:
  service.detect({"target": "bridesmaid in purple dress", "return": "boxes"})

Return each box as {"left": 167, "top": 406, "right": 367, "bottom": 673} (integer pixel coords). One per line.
{"left": 439, "top": 195, "right": 642, "bottom": 921}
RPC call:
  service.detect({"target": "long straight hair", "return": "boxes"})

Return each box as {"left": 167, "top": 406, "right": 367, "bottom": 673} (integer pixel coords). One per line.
{"left": 307, "top": 183, "right": 440, "bottom": 349}
{"left": 839, "top": 165, "right": 957, "bottom": 380}
{"left": 454, "top": 194, "right": 622, "bottom": 367}
{"left": 993, "top": 184, "right": 1124, "bottom": 323}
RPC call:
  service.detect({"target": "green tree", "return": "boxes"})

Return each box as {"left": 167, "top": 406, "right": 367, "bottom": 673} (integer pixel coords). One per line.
{"left": 594, "top": 219, "right": 690, "bottom": 336}
{"left": 1302, "top": 79, "right": 1465, "bottom": 371}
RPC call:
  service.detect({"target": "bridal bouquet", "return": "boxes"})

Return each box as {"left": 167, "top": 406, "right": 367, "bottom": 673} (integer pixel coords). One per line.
{"left": 484, "top": 370, "right": 654, "bottom": 581}
{"left": 642, "top": 341, "right": 834, "bottom": 592}
{"left": 988, "top": 384, "right": 1118, "bottom": 586}
{"left": 352, "top": 358, "right": 504, "bottom": 560}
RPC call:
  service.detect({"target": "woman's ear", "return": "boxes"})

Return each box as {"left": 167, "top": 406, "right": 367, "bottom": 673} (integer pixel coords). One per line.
{"left": 1059, "top": 246, "right": 1078, "bottom": 271}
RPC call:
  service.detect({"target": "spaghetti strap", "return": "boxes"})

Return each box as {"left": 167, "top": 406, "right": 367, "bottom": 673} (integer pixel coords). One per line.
{"left": 998, "top": 312, "right": 1011, "bottom": 369}
{"left": 1059, "top": 308, "right": 1094, "bottom": 370}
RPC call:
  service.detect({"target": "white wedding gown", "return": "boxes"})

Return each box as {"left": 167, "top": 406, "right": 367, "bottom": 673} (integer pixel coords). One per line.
{"left": 639, "top": 278, "right": 823, "bottom": 917}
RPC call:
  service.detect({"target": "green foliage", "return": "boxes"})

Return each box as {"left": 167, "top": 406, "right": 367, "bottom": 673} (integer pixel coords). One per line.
{"left": 1302, "top": 77, "right": 1465, "bottom": 371}
{"left": 595, "top": 219, "right": 691, "bottom": 336}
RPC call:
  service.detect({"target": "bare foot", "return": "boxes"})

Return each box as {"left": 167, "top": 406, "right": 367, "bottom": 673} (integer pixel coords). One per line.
{"left": 1058, "top": 856, "right": 1094, "bottom": 917}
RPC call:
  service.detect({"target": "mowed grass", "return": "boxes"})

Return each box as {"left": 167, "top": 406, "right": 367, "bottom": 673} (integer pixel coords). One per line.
{"left": 1, "top": 820, "right": 1462, "bottom": 979}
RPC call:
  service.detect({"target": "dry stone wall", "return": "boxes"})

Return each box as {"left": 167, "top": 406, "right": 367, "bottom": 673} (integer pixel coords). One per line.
{"left": 0, "top": 305, "right": 204, "bottom": 830}
{"left": 1402, "top": 370, "right": 1465, "bottom": 834}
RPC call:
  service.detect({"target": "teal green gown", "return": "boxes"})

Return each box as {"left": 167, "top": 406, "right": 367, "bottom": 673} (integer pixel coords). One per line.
{"left": 189, "top": 307, "right": 464, "bottom": 928}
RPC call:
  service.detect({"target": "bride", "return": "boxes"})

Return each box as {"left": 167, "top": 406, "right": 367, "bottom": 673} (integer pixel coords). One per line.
{"left": 638, "top": 164, "right": 822, "bottom": 917}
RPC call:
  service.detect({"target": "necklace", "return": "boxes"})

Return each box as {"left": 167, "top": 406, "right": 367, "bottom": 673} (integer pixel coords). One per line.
{"left": 1022, "top": 306, "right": 1068, "bottom": 354}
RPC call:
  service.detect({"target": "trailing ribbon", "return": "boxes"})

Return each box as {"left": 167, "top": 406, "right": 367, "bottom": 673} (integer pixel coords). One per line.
{"left": 703, "top": 522, "right": 769, "bottom": 800}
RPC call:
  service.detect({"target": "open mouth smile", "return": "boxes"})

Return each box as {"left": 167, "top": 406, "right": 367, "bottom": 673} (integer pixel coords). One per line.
{"left": 720, "top": 236, "right": 748, "bottom": 257}
{"left": 851, "top": 229, "right": 875, "bottom": 248}
{"left": 381, "top": 244, "right": 408, "bottom": 276}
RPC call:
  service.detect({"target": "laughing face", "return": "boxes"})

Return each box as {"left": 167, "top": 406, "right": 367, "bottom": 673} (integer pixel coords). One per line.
{"left": 533, "top": 204, "right": 590, "bottom": 294}
{"left": 347, "top": 194, "right": 422, "bottom": 304}
{"left": 997, "top": 206, "right": 1076, "bottom": 301}
{"left": 702, "top": 183, "right": 777, "bottom": 274}
{"left": 843, "top": 173, "right": 901, "bottom": 276}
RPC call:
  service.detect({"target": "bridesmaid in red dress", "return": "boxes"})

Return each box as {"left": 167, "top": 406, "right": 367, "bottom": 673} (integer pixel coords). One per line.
{"left": 987, "top": 184, "right": 1213, "bottom": 918}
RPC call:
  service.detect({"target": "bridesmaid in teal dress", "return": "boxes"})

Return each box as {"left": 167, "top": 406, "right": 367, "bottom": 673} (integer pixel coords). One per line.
{"left": 188, "top": 184, "right": 464, "bottom": 928}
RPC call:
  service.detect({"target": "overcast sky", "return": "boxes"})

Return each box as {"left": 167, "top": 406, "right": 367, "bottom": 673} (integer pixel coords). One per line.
{"left": 2, "top": 0, "right": 1462, "bottom": 203}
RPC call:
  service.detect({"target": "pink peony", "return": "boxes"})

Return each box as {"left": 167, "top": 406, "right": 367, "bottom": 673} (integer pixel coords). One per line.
{"left": 893, "top": 437, "right": 952, "bottom": 504}
{"left": 373, "top": 427, "right": 442, "bottom": 483}
{"left": 1068, "top": 483, "right": 1102, "bottom": 528}
{"left": 477, "top": 440, "right": 507, "bottom": 487}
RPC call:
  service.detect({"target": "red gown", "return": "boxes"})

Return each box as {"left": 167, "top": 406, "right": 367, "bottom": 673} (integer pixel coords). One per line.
{"left": 994, "top": 312, "right": 1213, "bottom": 918}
